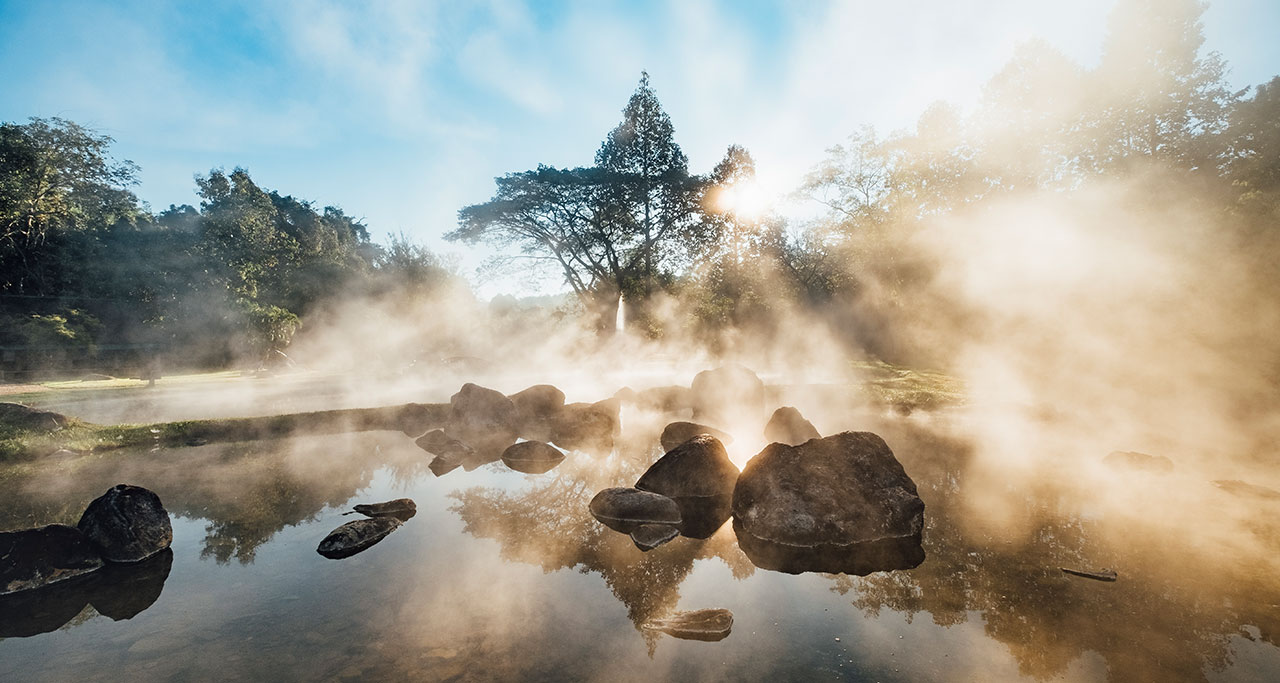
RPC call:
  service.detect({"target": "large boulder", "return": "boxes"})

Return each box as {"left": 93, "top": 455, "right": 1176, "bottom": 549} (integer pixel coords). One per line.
{"left": 637, "top": 435, "right": 738, "bottom": 500}
{"left": 690, "top": 365, "right": 765, "bottom": 425}
{"left": 509, "top": 385, "right": 566, "bottom": 440}
{"left": 317, "top": 517, "right": 402, "bottom": 559}
{"left": 763, "top": 406, "right": 821, "bottom": 446}
{"left": 0, "top": 524, "right": 104, "bottom": 595}
{"left": 732, "top": 432, "right": 925, "bottom": 574}
{"left": 551, "top": 399, "right": 620, "bottom": 454}
{"left": 501, "top": 441, "right": 565, "bottom": 474}
{"left": 589, "top": 488, "right": 681, "bottom": 533}
{"left": 77, "top": 484, "right": 173, "bottom": 563}
{"left": 447, "top": 383, "right": 519, "bottom": 441}
{"left": 659, "top": 422, "right": 733, "bottom": 453}
{"left": 0, "top": 403, "right": 66, "bottom": 431}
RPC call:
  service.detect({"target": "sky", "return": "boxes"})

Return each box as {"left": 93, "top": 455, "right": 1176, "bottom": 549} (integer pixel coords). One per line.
{"left": 1, "top": 0, "right": 1277, "bottom": 295}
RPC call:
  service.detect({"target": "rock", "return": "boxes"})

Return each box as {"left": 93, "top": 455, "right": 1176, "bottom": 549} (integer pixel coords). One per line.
{"left": 1104, "top": 451, "right": 1174, "bottom": 473}
{"left": 415, "top": 430, "right": 474, "bottom": 459}
{"left": 659, "top": 422, "right": 734, "bottom": 452}
{"left": 763, "top": 406, "right": 821, "bottom": 446}
{"left": 1060, "top": 567, "right": 1118, "bottom": 582}
{"left": 622, "top": 386, "right": 693, "bottom": 415}
{"left": 690, "top": 365, "right": 764, "bottom": 425}
{"left": 630, "top": 524, "right": 679, "bottom": 551}
{"left": 637, "top": 435, "right": 739, "bottom": 499}
{"left": 428, "top": 456, "right": 462, "bottom": 477}
{"left": 589, "top": 488, "right": 682, "bottom": 533}
{"left": 394, "top": 403, "right": 445, "bottom": 437}
{"left": 0, "top": 570, "right": 96, "bottom": 637}
{"left": 0, "top": 524, "right": 104, "bottom": 596}
{"left": 501, "top": 441, "right": 565, "bottom": 474}
{"left": 1212, "top": 479, "right": 1280, "bottom": 501}
{"left": 731, "top": 432, "right": 925, "bottom": 574}
{"left": 317, "top": 517, "right": 402, "bottom": 559}
{"left": 642, "top": 609, "right": 734, "bottom": 642}
{"left": 551, "top": 399, "right": 620, "bottom": 454}
{"left": 352, "top": 499, "right": 417, "bottom": 521}
{"left": 734, "top": 520, "right": 924, "bottom": 575}
{"left": 77, "top": 484, "right": 174, "bottom": 563}
{"left": 668, "top": 495, "right": 733, "bottom": 540}
{"left": 509, "top": 385, "right": 566, "bottom": 439}
{"left": 0, "top": 403, "right": 66, "bottom": 431}
{"left": 447, "top": 383, "right": 519, "bottom": 441}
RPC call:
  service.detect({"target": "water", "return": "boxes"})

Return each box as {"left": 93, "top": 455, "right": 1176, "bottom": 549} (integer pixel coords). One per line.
{"left": 1, "top": 420, "right": 1277, "bottom": 682}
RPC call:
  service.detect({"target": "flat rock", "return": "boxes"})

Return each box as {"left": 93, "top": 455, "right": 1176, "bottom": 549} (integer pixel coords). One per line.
{"left": 447, "top": 383, "right": 519, "bottom": 440}
{"left": 637, "top": 435, "right": 739, "bottom": 499}
{"left": 352, "top": 498, "right": 417, "bottom": 521}
{"left": 589, "top": 488, "right": 682, "bottom": 533}
{"left": 0, "top": 403, "right": 66, "bottom": 431}
{"left": 659, "top": 422, "right": 733, "bottom": 452}
{"left": 630, "top": 524, "right": 680, "bottom": 551}
{"left": 690, "top": 365, "right": 764, "bottom": 425}
{"left": 317, "top": 517, "right": 402, "bottom": 559}
{"left": 642, "top": 609, "right": 734, "bottom": 642}
{"left": 0, "top": 524, "right": 104, "bottom": 596}
{"left": 501, "top": 441, "right": 565, "bottom": 474}
{"left": 551, "top": 399, "right": 620, "bottom": 454}
{"left": 1104, "top": 451, "right": 1174, "bottom": 473}
{"left": 763, "top": 406, "right": 821, "bottom": 446}
{"left": 77, "top": 484, "right": 173, "bottom": 563}
{"left": 732, "top": 432, "right": 924, "bottom": 573}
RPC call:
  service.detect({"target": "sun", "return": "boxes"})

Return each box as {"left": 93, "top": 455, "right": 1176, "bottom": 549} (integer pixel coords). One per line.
{"left": 714, "top": 180, "right": 770, "bottom": 220}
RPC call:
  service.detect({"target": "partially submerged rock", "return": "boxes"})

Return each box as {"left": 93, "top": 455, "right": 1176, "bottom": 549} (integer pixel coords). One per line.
{"left": 317, "top": 517, "right": 402, "bottom": 559}
{"left": 447, "top": 383, "right": 519, "bottom": 441}
{"left": 0, "top": 403, "right": 66, "bottom": 431}
{"left": 630, "top": 524, "right": 679, "bottom": 552}
{"left": 642, "top": 609, "right": 734, "bottom": 642}
{"left": 551, "top": 399, "right": 620, "bottom": 454}
{"left": 659, "top": 422, "right": 733, "bottom": 452}
{"left": 589, "top": 488, "right": 682, "bottom": 533}
{"left": 1104, "top": 451, "right": 1174, "bottom": 473}
{"left": 763, "top": 406, "right": 821, "bottom": 446}
{"left": 352, "top": 498, "right": 418, "bottom": 521}
{"left": 0, "top": 524, "right": 104, "bottom": 596}
{"left": 501, "top": 441, "right": 565, "bottom": 474}
{"left": 416, "top": 429, "right": 474, "bottom": 459}
{"left": 637, "top": 435, "right": 739, "bottom": 500}
{"left": 732, "top": 432, "right": 925, "bottom": 574}
{"left": 690, "top": 365, "right": 764, "bottom": 425}
{"left": 77, "top": 484, "right": 173, "bottom": 563}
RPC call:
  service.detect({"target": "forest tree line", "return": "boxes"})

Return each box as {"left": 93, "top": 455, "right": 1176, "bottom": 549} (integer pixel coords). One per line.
{"left": 1, "top": 0, "right": 1277, "bottom": 375}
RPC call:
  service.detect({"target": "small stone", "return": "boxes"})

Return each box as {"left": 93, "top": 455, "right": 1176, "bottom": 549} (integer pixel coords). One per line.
{"left": 352, "top": 499, "right": 417, "bottom": 521}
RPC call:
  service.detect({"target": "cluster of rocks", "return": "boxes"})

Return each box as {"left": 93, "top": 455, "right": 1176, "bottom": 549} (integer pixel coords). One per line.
{"left": 317, "top": 498, "right": 417, "bottom": 559}
{"left": 412, "top": 383, "right": 613, "bottom": 476}
{"left": 1, "top": 484, "right": 174, "bottom": 598}
{"left": 589, "top": 365, "right": 926, "bottom": 575}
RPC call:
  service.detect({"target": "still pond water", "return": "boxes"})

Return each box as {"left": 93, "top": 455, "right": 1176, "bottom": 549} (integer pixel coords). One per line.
{"left": 1, "top": 411, "right": 1277, "bottom": 682}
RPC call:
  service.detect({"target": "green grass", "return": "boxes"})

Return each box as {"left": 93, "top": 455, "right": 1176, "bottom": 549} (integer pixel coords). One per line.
{"left": 851, "top": 359, "right": 966, "bottom": 412}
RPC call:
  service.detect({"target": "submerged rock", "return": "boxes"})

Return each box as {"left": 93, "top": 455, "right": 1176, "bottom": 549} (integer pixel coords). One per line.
{"left": 690, "top": 365, "right": 764, "bottom": 425}
{"left": 732, "top": 432, "right": 925, "bottom": 574}
{"left": 77, "top": 484, "right": 173, "bottom": 563}
{"left": 0, "top": 403, "right": 66, "bottom": 431}
{"left": 353, "top": 498, "right": 418, "bottom": 521}
{"left": 1104, "top": 451, "right": 1174, "bottom": 473}
{"left": 317, "top": 517, "right": 402, "bottom": 559}
{"left": 630, "top": 523, "right": 680, "bottom": 551}
{"left": 501, "top": 441, "right": 565, "bottom": 474}
{"left": 0, "top": 524, "right": 104, "bottom": 596}
{"left": 551, "top": 399, "right": 620, "bottom": 454}
{"left": 637, "top": 435, "right": 739, "bottom": 500}
{"left": 763, "top": 406, "right": 821, "bottom": 446}
{"left": 659, "top": 422, "right": 733, "bottom": 453}
{"left": 642, "top": 609, "right": 734, "bottom": 642}
{"left": 589, "top": 488, "right": 682, "bottom": 533}
{"left": 448, "top": 383, "right": 519, "bottom": 440}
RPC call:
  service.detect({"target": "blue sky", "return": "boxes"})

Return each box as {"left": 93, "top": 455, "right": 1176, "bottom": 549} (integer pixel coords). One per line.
{"left": 1, "top": 0, "right": 1277, "bottom": 294}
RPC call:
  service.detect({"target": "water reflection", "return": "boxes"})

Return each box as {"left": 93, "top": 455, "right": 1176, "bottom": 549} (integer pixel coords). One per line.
{"left": 0, "top": 548, "right": 172, "bottom": 638}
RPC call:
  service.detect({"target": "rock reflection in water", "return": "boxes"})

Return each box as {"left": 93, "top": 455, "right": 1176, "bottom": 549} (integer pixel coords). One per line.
{"left": 0, "top": 548, "right": 172, "bottom": 638}
{"left": 669, "top": 494, "right": 731, "bottom": 540}
{"left": 733, "top": 520, "right": 925, "bottom": 575}
{"left": 642, "top": 608, "right": 733, "bottom": 642}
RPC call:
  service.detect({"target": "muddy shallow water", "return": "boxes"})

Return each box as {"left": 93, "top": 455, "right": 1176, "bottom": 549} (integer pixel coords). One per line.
{"left": 2, "top": 416, "right": 1278, "bottom": 682}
